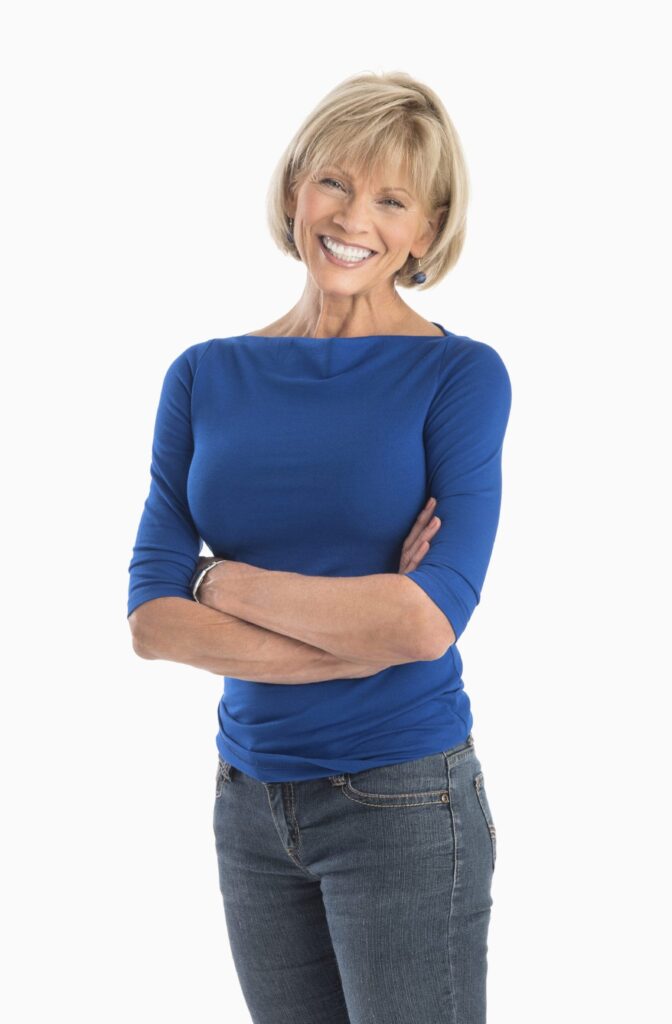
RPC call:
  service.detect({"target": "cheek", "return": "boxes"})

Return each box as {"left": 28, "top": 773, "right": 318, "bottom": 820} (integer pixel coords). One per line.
{"left": 384, "top": 224, "right": 415, "bottom": 249}
{"left": 298, "top": 189, "right": 332, "bottom": 223}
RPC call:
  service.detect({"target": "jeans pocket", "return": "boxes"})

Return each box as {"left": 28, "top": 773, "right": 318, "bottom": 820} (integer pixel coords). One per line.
{"left": 341, "top": 754, "right": 450, "bottom": 808}
{"left": 474, "top": 771, "right": 497, "bottom": 870}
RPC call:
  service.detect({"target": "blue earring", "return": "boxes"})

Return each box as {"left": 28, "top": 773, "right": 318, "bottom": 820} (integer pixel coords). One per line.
{"left": 287, "top": 216, "right": 294, "bottom": 244}
{"left": 411, "top": 257, "right": 426, "bottom": 284}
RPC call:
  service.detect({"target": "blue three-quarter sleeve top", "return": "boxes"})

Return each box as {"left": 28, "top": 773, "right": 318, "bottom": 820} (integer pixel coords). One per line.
{"left": 127, "top": 322, "right": 512, "bottom": 782}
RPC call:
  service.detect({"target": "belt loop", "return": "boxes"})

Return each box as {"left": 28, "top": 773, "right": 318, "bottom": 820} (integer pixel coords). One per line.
{"left": 467, "top": 732, "right": 474, "bottom": 746}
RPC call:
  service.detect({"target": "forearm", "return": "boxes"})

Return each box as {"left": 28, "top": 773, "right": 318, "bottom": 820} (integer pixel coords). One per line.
{"left": 130, "top": 597, "right": 399, "bottom": 683}
{"left": 198, "top": 562, "right": 428, "bottom": 663}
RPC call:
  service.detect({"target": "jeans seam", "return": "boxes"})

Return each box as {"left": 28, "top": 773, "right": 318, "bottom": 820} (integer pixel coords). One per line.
{"left": 474, "top": 772, "right": 497, "bottom": 871}
{"left": 447, "top": 759, "right": 459, "bottom": 1024}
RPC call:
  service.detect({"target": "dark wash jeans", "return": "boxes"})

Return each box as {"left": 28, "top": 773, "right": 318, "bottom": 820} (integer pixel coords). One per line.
{"left": 213, "top": 732, "right": 497, "bottom": 1024}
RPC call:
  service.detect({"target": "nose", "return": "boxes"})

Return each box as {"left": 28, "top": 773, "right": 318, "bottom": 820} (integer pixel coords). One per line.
{"left": 331, "top": 194, "right": 376, "bottom": 241}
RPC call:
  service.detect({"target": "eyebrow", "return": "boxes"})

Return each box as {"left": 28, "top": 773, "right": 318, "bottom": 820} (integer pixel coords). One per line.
{"left": 326, "top": 165, "right": 414, "bottom": 198}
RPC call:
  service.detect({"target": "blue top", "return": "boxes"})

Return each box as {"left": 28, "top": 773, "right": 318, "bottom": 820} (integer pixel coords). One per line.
{"left": 127, "top": 322, "right": 512, "bottom": 782}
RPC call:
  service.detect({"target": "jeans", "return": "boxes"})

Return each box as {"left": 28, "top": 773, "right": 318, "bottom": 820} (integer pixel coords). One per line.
{"left": 212, "top": 732, "right": 497, "bottom": 1024}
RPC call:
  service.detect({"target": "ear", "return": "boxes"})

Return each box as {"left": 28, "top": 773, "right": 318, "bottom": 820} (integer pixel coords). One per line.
{"left": 285, "top": 170, "right": 306, "bottom": 221}
{"left": 413, "top": 204, "right": 448, "bottom": 259}
{"left": 285, "top": 191, "right": 297, "bottom": 219}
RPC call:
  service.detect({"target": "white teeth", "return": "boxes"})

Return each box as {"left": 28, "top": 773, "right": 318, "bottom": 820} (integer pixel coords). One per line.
{"left": 322, "top": 235, "right": 373, "bottom": 260}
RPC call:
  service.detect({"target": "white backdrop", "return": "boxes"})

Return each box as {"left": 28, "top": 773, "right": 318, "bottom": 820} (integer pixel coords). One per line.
{"left": 2, "top": 1, "right": 669, "bottom": 1021}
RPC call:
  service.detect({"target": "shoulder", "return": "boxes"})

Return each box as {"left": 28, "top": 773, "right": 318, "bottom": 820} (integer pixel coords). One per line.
{"left": 425, "top": 332, "right": 512, "bottom": 436}
{"left": 439, "top": 330, "right": 510, "bottom": 383}
{"left": 435, "top": 331, "right": 511, "bottom": 406}
{"left": 162, "top": 338, "right": 218, "bottom": 386}
{"left": 170, "top": 338, "right": 217, "bottom": 371}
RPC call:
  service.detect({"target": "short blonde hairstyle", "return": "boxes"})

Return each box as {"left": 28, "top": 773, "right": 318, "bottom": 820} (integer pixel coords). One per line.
{"left": 266, "top": 70, "right": 470, "bottom": 290}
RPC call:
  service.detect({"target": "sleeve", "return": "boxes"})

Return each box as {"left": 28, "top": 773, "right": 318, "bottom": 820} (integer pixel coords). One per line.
{"left": 126, "top": 347, "right": 204, "bottom": 618}
{"left": 405, "top": 339, "right": 512, "bottom": 642}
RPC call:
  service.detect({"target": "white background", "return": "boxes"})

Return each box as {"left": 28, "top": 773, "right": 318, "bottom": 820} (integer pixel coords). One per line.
{"left": 2, "top": 1, "right": 670, "bottom": 1021}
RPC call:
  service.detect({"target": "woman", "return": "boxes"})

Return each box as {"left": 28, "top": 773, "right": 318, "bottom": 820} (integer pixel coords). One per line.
{"left": 127, "top": 70, "right": 512, "bottom": 1024}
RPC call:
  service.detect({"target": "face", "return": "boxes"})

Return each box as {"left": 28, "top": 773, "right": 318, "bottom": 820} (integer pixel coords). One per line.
{"left": 286, "top": 159, "right": 439, "bottom": 294}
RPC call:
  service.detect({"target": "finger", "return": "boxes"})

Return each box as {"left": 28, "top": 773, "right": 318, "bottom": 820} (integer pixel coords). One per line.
{"left": 401, "top": 539, "right": 430, "bottom": 574}
{"left": 402, "top": 517, "right": 441, "bottom": 571}
{"left": 409, "top": 515, "right": 441, "bottom": 554}
{"left": 413, "top": 539, "right": 430, "bottom": 565}
{"left": 402, "top": 498, "right": 437, "bottom": 552}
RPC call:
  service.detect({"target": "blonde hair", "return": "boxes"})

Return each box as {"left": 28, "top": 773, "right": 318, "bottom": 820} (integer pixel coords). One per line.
{"left": 266, "top": 70, "right": 470, "bottom": 290}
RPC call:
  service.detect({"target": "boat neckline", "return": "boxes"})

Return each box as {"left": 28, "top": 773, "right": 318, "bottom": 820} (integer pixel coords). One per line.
{"left": 241, "top": 321, "right": 450, "bottom": 341}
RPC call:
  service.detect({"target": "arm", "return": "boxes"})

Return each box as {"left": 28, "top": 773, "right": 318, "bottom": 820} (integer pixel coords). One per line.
{"left": 131, "top": 505, "right": 446, "bottom": 678}
{"left": 404, "top": 340, "right": 513, "bottom": 642}
{"left": 131, "top": 596, "right": 407, "bottom": 683}
{"left": 196, "top": 561, "right": 448, "bottom": 664}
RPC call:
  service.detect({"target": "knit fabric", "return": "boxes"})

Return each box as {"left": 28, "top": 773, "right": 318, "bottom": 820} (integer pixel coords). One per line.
{"left": 127, "top": 323, "right": 512, "bottom": 781}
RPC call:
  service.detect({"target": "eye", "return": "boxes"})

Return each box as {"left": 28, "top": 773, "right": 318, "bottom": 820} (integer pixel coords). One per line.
{"left": 318, "top": 178, "right": 405, "bottom": 209}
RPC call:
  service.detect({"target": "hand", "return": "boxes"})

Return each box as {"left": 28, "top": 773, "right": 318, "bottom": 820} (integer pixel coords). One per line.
{"left": 398, "top": 497, "right": 441, "bottom": 574}
{"left": 353, "top": 501, "right": 440, "bottom": 674}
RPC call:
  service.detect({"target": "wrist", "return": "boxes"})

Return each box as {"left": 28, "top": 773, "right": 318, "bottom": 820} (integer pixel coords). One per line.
{"left": 192, "top": 559, "right": 226, "bottom": 603}
{"left": 198, "top": 559, "right": 259, "bottom": 611}
{"left": 197, "top": 561, "right": 223, "bottom": 604}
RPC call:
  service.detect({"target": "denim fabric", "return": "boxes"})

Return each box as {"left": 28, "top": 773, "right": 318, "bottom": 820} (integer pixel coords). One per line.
{"left": 212, "top": 732, "right": 497, "bottom": 1024}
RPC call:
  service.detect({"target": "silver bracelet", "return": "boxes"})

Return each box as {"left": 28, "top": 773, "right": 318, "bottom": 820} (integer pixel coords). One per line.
{"left": 192, "top": 559, "right": 225, "bottom": 603}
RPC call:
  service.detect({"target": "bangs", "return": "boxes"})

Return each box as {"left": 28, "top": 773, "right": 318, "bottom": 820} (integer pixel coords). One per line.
{"left": 296, "top": 116, "right": 443, "bottom": 212}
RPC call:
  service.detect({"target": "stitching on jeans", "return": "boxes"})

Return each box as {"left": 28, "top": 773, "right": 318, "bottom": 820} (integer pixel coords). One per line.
{"left": 262, "top": 784, "right": 321, "bottom": 881}
{"left": 345, "top": 784, "right": 448, "bottom": 802}
{"left": 286, "top": 783, "right": 300, "bottom": 849}
{"left": 215, "top": 760, "right": 230, "bottom": 797}
{"left": 263, "top": 785, "right": 292, "bottom": 853}
{"left": 474, "top": 772, "right": 497, "bottom": 870}
{"left": 447, "top": 759, "right": 459, "bottom": 1024}
{"left": 338, "top": 790, "right": 448, "bottom": 806}
{"left": 443, "top": 747, "right": 477, "bottom": 769}
{"left": 286, "top": 846, "right": 322, "bottom": 881}
{"left": 338, "top": 748, "right": 475, "bottom": 807}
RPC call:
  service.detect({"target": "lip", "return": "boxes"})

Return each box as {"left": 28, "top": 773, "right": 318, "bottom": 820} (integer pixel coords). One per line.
{"left": 321, "top": 233, "right": 378, "bottom": 253}
{"left": 318, "top": 234, "right": 378, "bottom": 267}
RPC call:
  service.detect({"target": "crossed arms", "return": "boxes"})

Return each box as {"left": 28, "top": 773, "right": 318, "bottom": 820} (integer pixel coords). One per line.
{"left": 128, "top": 499, "right": 454, "bottom": 684}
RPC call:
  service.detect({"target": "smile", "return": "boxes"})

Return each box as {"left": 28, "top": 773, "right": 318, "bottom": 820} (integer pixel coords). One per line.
{"left": 318, "top": 235, "right": 378, "bottom": 267}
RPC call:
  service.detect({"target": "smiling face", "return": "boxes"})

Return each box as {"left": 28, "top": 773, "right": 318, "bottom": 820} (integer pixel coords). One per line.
{"left": 286, "top": 159, "right": 440, "bottom": 296}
